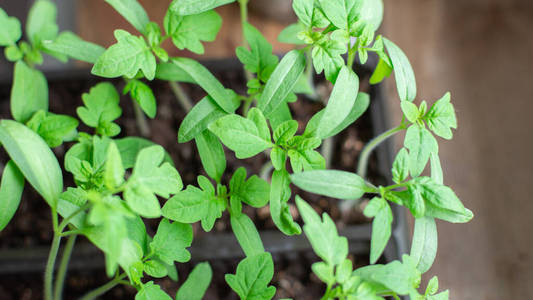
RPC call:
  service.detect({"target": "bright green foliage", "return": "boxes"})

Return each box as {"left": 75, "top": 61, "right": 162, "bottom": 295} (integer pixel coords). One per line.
{"left": 312, "top": 37, "right": 346, "bottom": 83}
{"left": 105, "top": 0, "right": 150, "bottom": 34}
{"left": 103, "top": 141, "right": 124, "bottom": 190}
{"left": 364, "top": 197, "right": 393, "bottom": 264}
{"left": 164, "top": 9, "right": 222, "bottom": 54}
{"left": 270, "top": 170, "right": 301, "bottom": 235}
{"left": 10, "top": 61, "right": 48, "bottom": 123}
{"left": 231, "top": 213, "right": 265, "bottom": 257}
{"left": 404, "top": 124, "right": 438, "bottom": 177}
{"left": 0, "top": 8, "right": 22, "bottom": 46}
{"left": 410, "top": 217, "right": 437, "bottom": 273}
{"left": 77, "top": 82, "right": 122, "bottom": 137}
{"left": 42, "top": 31, "right": 105, "bottom": 63}
{"left": 124, "top": 79, "right": 157, "bottom": 118}
{"left": 318, "top": 0, "right": 360, "bottom": 30}
{"left": 236, "top": 22, "right": 279, "bottom": 82}
{"left": 195, "top": 130, "right": 226, "bottom": 183}
{"left": 135, "top": 281, "right": 172, "bottom": 300}
{"left": 225, "top": 252, "right": 276, "bottom": 300}
{"left": 27, "top": 110, "right": 79, "bottom": 147}
{"left": 383, "top": 38, "right": 417, "bottom": 102}
{"left": 230, "top": 167, "right": 270, "bottom": 208}
{"left": 170, "top": 0, "right": 235, "bottom": 15}
{"left": 392, "top": 148, "right": 410, "bottom": 183}
{"left": 150, "top": 218, "right": 193, "bottom": 264}
{"left": 291, "top": 170, "right": 371, "bottom": 200}
{"left": 176, "top": 262, "right": 213, "bottom": 300}
{"left": 0, "top": 161, "right": 24, "bottom": 231}
{"left": 92, "top": 29, "right": 156, "bottom": 80}
{"left": 26, "top": 0, "right": 58, "bottom": 47}
{"left": 115, "top": 137, "right": 174, "bottom": 169}
{"left": 424, "top": 92, "right": 457, "bottom": 139}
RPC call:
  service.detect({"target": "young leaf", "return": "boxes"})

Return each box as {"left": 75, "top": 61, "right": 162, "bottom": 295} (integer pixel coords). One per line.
{"left": 392, "top": 148, "right": 409, "bottom": 183}
{"left": 144, "top": 259, "right": 168, "bottom": 278}
{"left": 367, "top": 256, "right": 421, "bottom": 295}
{"left": 318, "top": 0, "right": 360, "bottom": 30}
{"left": 104, "top": 141, "right": 125, "bottom": 189}
{"left": 77, "top": 82, "right": 122, "bottom": 137}
{"left": 176, "top": 262, "right": 212, "bottom": 300}
{"left": 404, "top": 124, "right": 438, "bottom": 177}
{"left": 292, "top": 0, "right": 314, "bottom": 27}
{"left": 225, "top": 252, "right": 276, "bottom": 300}
{"left": 27, "top": 111, "right": 79, "bottom": 147}
{"left": 135, "top": 281, "right": 172, "bottom": 300}
{"left": 164, "top": 10, "right": 222, "bottom": 55}
{"left": 150, "top": 218, "right": 193, "bottom": 264}
{"left": 278, "top": 23, "right": 307, "bottom": 45}
{"left": 270, "top": 170, "right": 301, "bottom": 235}
{"left": 195, "top": 130, "right": 226, "bottom": 183}
{"left": 359, "top": 0, "right": 384, "bottom": 31}
{"left": 369, "top": 57, "right": 393, "bottom": 84}
{"left": 236, "top": 22, "right": 279, "bottom": 82}
{"left": 430, "top": 152, "right": 443, "bottom": 184}
{"left": 170, "top": 0, "right": 235, "bottom": 15}
{"left": 317, "top": 66, "right": 359, "bottom": 138}
{"left": 273, "top": 120, "right": 298, "bottom": 145}
{"left": 155, "top": 62, "right": 195, "bottom": 83}
{"left": 312, "top": 262, "right": 335, "bottom": 286}
{"left": 424, "top": 92, "right": 457, "bottom": 139}
{"left": 247, "top": 108, "right": 271, "bottom": 142}
{"left": 26, "top": 0, "right": 58, "bottom": 46}
{"left": 208, "top": 114, "right": 273, "bottom": 159}
{"left": 258, "top": 50, "right": 306, "bottom": 117}
{"left": 92, "top": 29, "right": 156, "bottom": 80}
{"left": 162, "top": 185, "right": 209, "bottom": 223}
{"left": 287, "top": 149, "right": 325, "bottom": 173}
{"left": 401, "top": 100, "right": 419, "bottom": 123}
{"left": 172, "top": 57, "right": 238, "bottom": 113}
{"left": 115, "top": 137, "right": 174, "bottom": 169}
{"left": 124, "top": 79, "right": 157, "bottom": 118}
{"left": 42, "top": 31, "right": 105, "bottom": 64}
{"left": 0, "top": 161, "right": 24, "bottom": 231}
{"left": 105, "top": 0, "right": 150, "bottom": 34}
{"left": 296, "top": 196, "right": 348, "bottom": 265}
{"left": 428, "top": 290, "right": 449, "bottom": 300}
{"left": 230, "top": 213, "right": 265, "bottom": 257}
{"left": 312, "top": 39, "right": 346, "bottom": 83}
{"left": 10, "top": 61, "right": 48, "bottom": 123}
{"left": 0, "top": 8, "right": 22, "bottom": 46}
{"left": 0, "top": 120, "right": 62, "bottom": 208}
{"left": 290, "top": 170, "right": 369, "bottom": 200}
{"left": 383, "top": 37, "right": 417, "bottom": 102}
{"left": 364, "top": 197, "right": 393, "bottom": 264}
{"left": 410, "top": 216, "right": 437, "bottom": 273}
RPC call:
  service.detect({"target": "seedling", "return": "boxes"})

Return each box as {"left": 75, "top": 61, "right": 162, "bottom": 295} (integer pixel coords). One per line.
{"left": 0, "top": 0, "right": 471, "bottom": 299}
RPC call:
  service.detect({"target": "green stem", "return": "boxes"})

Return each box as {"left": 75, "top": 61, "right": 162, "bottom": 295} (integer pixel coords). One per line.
{"left": 133, "top": 101, "right": 150, "bottom": 137}
{"left": 357, "top": 123, "right": 407, "bottom": 179}
{"left": 79, "top": 273, "right": 127, "bottom": 300}
{"left": 242, "top": 97, "right": 253, "bottom": 116}
{"left": 44, "top": 232, "right": 61, "bottom": 300}
{"left": 305, "top": 49, "right": 319, "bottom": 101}
{"left": 53, "top": 234, "right": 77, "bottom": 300}
{"left": 58, "top": 203, "right": 89, "bottom": 233}
{"left": 347, "top": 44, "right": 357, "bottom": 69}
{"left": 238, "top": 0, "right": 253, "bottom": 81}
{"left": 169, "top": 81, "right": 193, "bottom": 112}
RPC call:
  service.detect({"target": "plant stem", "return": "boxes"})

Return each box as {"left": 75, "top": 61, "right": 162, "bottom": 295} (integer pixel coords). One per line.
{"left": 322, "top": 135, "right": 335, "bottom": 169}
{"left": 169, "top": 81, "right": 193, "bottom": 112}
{"left": 238, "top": 0, "right": 253, "bottom": 81}
{"left": 357, "top": 123, "right": 407, "bottom": 179}
{"left": 133, "top": 101, "right": 150, "bottom": 137}
{"left": 79, "top": 273, "right": 127, "bottom": 300}
{"left": 44, "top": 232, "right": 61, "bottom": 300}
{"left": 347, "top": 44, "right": 357, "bottom": 69}
{"left": 305, "top": 49, "right": 319, "bottom": 101}
{"left": 53, "top": 234, "right": 77, "bottom": 300}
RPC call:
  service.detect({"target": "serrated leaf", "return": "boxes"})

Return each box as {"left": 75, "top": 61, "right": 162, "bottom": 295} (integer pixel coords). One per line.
{"left": 410, "top": 216, "right": 437, "bottom": 274}
{"left": 27, "top": 111, "right": 79, "bottom": 148}
{"left": 170, "top": 0, "right": 235, "bottom": 15}
{"left": 195, "top": 130, "right": 226, "bottom": 182}
{"left": 425, "top": 92, "right": 457, "bottom": 139}
{"left": 164, "top": 10, "right": 222, "bottom": 54}
{"left": 26, "top": 0, "right": 58, "bottom": 46}
{"left": 392, "top": 148, "right": 409, "bottom": 183}
{"left": 312, "top": 262, "right": 335, "bottom": 285}
{"left": 369, "top": 257, "right": 421, "bottom": 295}
{"left": 296, "top": 196, "right": 348, "bottom": 265}
{"left": 231, "top": 213, "right": 265, "bottom": 257}
{"left": 77, "top": 82, "right": 122, "bottom": 137}
{"left": 105, "top": 0, "right": 149, "bottom": 34}
{"left": 225, "top": 252, "right": 276, "bottom": 300}
{"left": 312, "top": 39, "right": 346, "bottom": 83}
{"left": 176, "top": 262, "right": 212, "bottom": 300}
{"left": 236, "top": 22, "right": 279, "bottom": 82}
{"left": 162, "top": 185, "right": 209, "bottom": 223}
{"left": 115, "top": 137, "right": 174, "bottom": 169}
{"left": 258, "top": 50, "right": 306, "bottom": 117}
{"left": 92, "top": 29, "right": 156, "bottom": 80}
{"left": 273, "top": 120, "right": 298, "bottom": 145}
{"left": 292, "top": 0, "right": 314, "bottom": 27}
{"left": 0, "top": 8, "right": 22, "bottom": 46}
{"left": 0, "top": 161, "right": 24, "bottom": 232}
{"left": 150, "top": 218, "right": 192, "bottom": 264}
{"left": 42, "top": 31, "right": 105, "bottom": 63}
{"left": 291, "top": 170, "right": 369, "bottom": 200}
{"left": 270, "top": 170, "right": 301, "bottom": 235}
{"left": 404, "top": 125, "right": 438, "bottom": 177}
{"left": 318, "top": 0, "right": 360, "bottom": 30}
{"left": 383, "top": 37, "right": 417, "bottom": 102}
{"left": 10, "top": 61, "right": 48, "bottom": 123}
{"left": 124, "top": 80, "right": 157, "bottom": 118}
{"left": 287, "top": 149, "right": 325, "bottom": 173}
{"left": 135, "top": 281, "right": 172, "bottom": 300}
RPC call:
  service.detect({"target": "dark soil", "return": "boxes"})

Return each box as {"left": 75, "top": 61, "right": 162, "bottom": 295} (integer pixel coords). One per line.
{"left": 0, "top": 61, "right": 387, "bottom": 299}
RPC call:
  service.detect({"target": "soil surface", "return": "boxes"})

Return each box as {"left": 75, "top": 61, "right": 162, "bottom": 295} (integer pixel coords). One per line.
{"left": 0, "top": 62, "right": 387, "bottom": 299}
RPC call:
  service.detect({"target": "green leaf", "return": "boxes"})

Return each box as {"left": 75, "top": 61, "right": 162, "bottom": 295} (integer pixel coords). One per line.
{"left": 92, "top": 29, "right": 156, "bottom": 80}
{"left": 404, "top": 124, "right": 438, "bottom": 177}
{"left": 270, "top": 148, "right": 287, "bottom": 171}
{"left": 124, "top": 80, "right": 157, "bottom": 118}
{"left": 170, "top": 0, "right": 235, "bottom": 15}
{"left": 124, "top": 145, "right": 182, "bottom": 218}
{"left": 176, "top": 262, "right": 212, "bottom": 300}
{"left": 430, "top": 152, "right": 443, "bottom": 184}
{"left": 144, "top": 259, "right": 168, "bottom": 278}
{"left": 364, "top": 197, "right": 393, "bottom": 264}
{"left": 248, "top": 108, "right": 271, "bottom": 142}
{"left": 258, "top": 50, "right": 306, "bottom": 117}
{"left": 426, "top": 276, "right": 439, "bottom": 295}
{"left": 27, "top": 111, "right": 79, "bottom": 148}
{"left": 115, "top": 137, "right": 174, "bottom": 169}
{"left": 236, "top": 22, "right": 279, "bottom": 82}
{"left": 104, "top": 141, "right": 125, "bottom": 190}
{"left": 0, "top": 8, "right": 22, "bottom": 46}
{"left": 10, "top": 61, "right": 48, "bottom": 123}
{"left": 292, "top": 0, "right": 314, "bottom": 27}
{"left": 78, "top": 82, "right": 122, "bottom": 134}
{"left": 230, "top": 167, "right": 270, "bottom": 208}
{"left": 392, "top": 148, "right": 409, "bottom": 183}
{"left": 0, "top": 161, "right": 24, "bottom": 231}
{"left": 369, "top": 57, "right": 393, "bottom": 84}
{"left": 410, "top": 216, "right": 437, "bottom": 273}
{"left": 195, "top": 130, "right": 226, "bottom": 182}
{"left": 273, "top": 120, "right": 298, "bottom": 145}
{"left": 359, "top": 0, "right": 384, "bottom": 31}
{"left": 287, "top": 149, "right": 325, "bottom": 173}
{"left": 164, "top": 10, "right": 222, "bottom": 54}
{"left": 155, "top": 62, "right": 195, "bottom": 83}
{"left": 26, "top": 0, "right": 58, "bottom": 46}
{"left": 290, "top": 170, "right": 369, "bottom": 200}
{"left": 401, "top": 100, "right": 419, "bottom": 123}
{"left": 162, "top": 185, "right": 209, "bottom": 223}
{"left": 0, "top": 120, "right": 62, "bottom": 208}
{"left": 318, "top": 0, "right": 360, "bottom": 30}
{"left": 296, "top": 196, "right": 348, "bottom": 265}
{"left": 4, "top": 45, "right": 23, "bottom": 61}
{"left": 270, "top": 170, "right": 301, "bottom": 235}
{"left": 424, "top": 92, "right": 457, "bottom": 139}
{"left": 150, "top": 218, "right": 193, "bottom": 264}
{"left": 172, "top": 57, "right": 238, "bottom": 113}
{"left": 383, "top": 37, "right": 417, "bottom": 102}
{"left": 42, "top": 31, "right": 105, "bottom": 64}
{"left": 312, "top": 39, "right": 346, "bottom": 83}
{"left": 225, "top": 252, "right": 276, "bottom": 300}
{"left": 312, "top": 262, "right": 335, "bottom": 286}
{"left": 105, "top": 0, "right": 150, "bottom": 34}
{"left": 135, "top": 281, "right": 172, "bottom": 300}
{"left": 317, "top": 66, "right": 359, "bottom": 138}
{"left": 368, "top": 256, "right": 421, "bottom": 295}
{"left": 231, "top": 213, "right": 265, "bottom": 257}
{"left": 428, "top": 290, "right": 449, "bottom": 300}
{"left": 208, "top": 114, "right": 273, "bottom": 159}
{"left": 278, "top": 23, "right": 307, "bottom": 45}
{"left": 405, "top": 184, "right": 425, "bottom": 218}
{"left": 336, "top": 259, "right": 353, "bottom": 284}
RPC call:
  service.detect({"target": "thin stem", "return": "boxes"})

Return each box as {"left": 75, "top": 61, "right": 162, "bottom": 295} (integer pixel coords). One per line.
{"left": 238, "top": 0, "right": 253, "bottom": 81}
{"left": 347, "top": 44, "right": 357, "bottom": 69}
{"left": 169, "top": 81, "right": 193, "bottom": 112}
{"left": 305, "top": 49, "right": 319, "bottom": 101}
{"left": 321, "top": 135, "right": 335, "bottom": 169}
{"left": 133, "top": 101, "right": 150, "bottom": 137}
{"left": 357, "top": 123, "right": 407, "bottom": 179}
{"left": 79, "top": 273, "right": 127, "bottom": 300}
{"left": 53, "top": 234, "right": 77, "bottom": 300}
{"left": 242, "top": 98, "right": 253, "bottom": 116}
{"left": 44, "top": 233, "right": 61, "bottom": 300}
